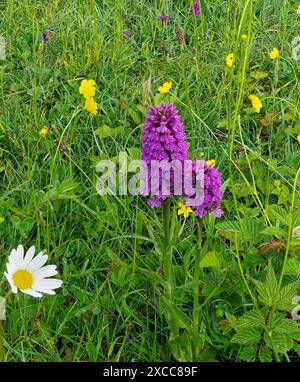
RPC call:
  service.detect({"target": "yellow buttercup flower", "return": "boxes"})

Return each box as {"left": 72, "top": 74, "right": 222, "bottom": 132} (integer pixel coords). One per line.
{"left": 84, "top": 97, "right": 98, "bottom": 115}
{"left": 178, "top": 202, "right": 193, "bottom": 219}
{"left": 269, "top": 47, "right": 279, "bottom": 60}
{"left": 241, "top": 34, "right": 247, "bottom": 41}
{"left": 158, "top": 81, "right": 172, "bottom": 94}
{"left": 0, "top": 217, "right": 5, "bottom": 224}
{"left": 297, "top": 5, "right": 300, "bottom": 14}
{"left": 39, "top": 128, "right": 48, "bottom": 137}
{"left": 249, "top": 95, "right": 262, "bottom": 113}
{"left": 226, "top": 53, "right": 235, "bottom": 67}
{"left": 79, "top": 79, "right": 96, "bottom": 99}
{"left": 297, "top": 134, "right": 300, "bottom": 143}
{"left": 206, "top": 159, "right": 216, "bottom": 167}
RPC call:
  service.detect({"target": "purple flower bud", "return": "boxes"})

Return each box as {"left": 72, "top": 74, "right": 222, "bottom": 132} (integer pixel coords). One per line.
{"left": 157, "top": 15, "right": 171, "bottom": 22}
{"left": 43, "top": 30, "right": 51, "bottom": 43}
{"left": 123, "top": 31, "right": 129, "bottom": 39}
{"left": 188, "top": 1, "right": 201, "bottom": 18}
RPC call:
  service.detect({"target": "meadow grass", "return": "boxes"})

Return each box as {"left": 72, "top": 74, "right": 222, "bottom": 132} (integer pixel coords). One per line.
{"left": 0, "top": 0, "right": 300, "bottom": 362}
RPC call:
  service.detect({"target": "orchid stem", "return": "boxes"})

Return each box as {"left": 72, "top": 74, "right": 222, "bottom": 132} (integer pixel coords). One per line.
{"left": 162, "top": 199, "right": 174, "bottom": 301}
{"left": 193, "top": 218, "right": 202, "bottom": 358}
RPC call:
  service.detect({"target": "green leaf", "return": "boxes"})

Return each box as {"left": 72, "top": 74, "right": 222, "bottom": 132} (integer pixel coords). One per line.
{"left": 236, "top": 309, "right": 263, "bottom": 329}
{"left": 168, "top": 331, "right": 193, "bottom": 362}
{"left": 285, "top": 259, "right": 300, "bottom": 277}
{"left": 260, "top": 226, "right": 287, "bottom": 238}
{"left": 274, "top": 318, "right": 300, "bottom": 337}
{"left": 265, "top": 332, "right": 288, "bottom": 354}
{"left": 241, "top": 219, "right": 264, "bottom": 243}
{"left": 239, "top": 346, "right": 257, "bottom": 361}
{"left": 232, "top": 327, "right": 261, "bottom": 345}
{"left": 216, "top": 220, "right": 240, "bottom": 241}
{"left": 127, "top": 147, "right": 141, "bottom": 162}
{"left": 217, "top": 119, "right": 229, "bottom": 130}
{"left": 266, "top": 205, "right": 289, "bottom": 226}
{"left": 44, "top": 179, "right": 79, "bottom": 202}
{"left": 278, "top": 185, "right": 291, "bottom": 205}
{"left": 275, "top": 282, "right": 299, "bottom": 310}
{"left": 11, "top": 216, "right": 34, "bottom": 236}
{"left": 95, "top": 124, "right": 112, "bottom": 138}
{"left": 290, "top": 119, "right": 300, "bottom": 135}
{"left": 161, "top": 296, "right": 191, "bottom": 332}
{"left": 253, "top": 263, "right": 278, "bottom": 307}
{"left": 97, "top": 125, "right": 123, "bottom": 139}
{"left": 250, "top": 70, "right": 268, "bottom": 80}
{"left": 259, "top": 347, "right": 272, "bottom": 362}
{"left": 199, "top": 251, "right": 222, "bottom": 270}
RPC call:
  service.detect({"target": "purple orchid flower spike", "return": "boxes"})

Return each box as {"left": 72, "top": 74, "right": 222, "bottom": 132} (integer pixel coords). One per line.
{"left": 140, "top": 103, "right": 188, "bottom": 208}
{"left": 188, "top": 1, "right": 201, "bottom": 18}
{"left": 43, "top": 30, "right": 52, "bottom": 43}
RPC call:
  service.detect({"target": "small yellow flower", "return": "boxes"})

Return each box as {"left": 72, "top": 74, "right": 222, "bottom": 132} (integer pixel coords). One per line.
{"left": 249, "top": 95, "right": 262, "bottom": 113}
{"left": 226, "top": 53, "right": 235, "bottom": 67}
{"left": 241, "top": 34, "right": 247, "bottom": 41}
{"left": 79, "top": 79, "right": 96, "bottom": 99}
{"left": 84, "top": 97, "right": 98, "bottom": 115}
{"left": 297, "top": 134, "right": 300, "bottom": 143}
{"left": 269, "top": 47, "right": 279, "bottom": 60}
{"left": 0, "top": 217, "right": 5, "bottom": 224}
{"left": 178, "top": 202, "right": 193, "bottom": 219}
{"left": 158, "top": 81, "right": 172, "bottom": 94}
{"left": 274, "top": 180, "right": 281, "bottom": 188}
{"left": 297, "top": 5, "right": 300, "bottom": 14}
{"left": 39, "top": 128, "right": 48, "bottom": 137}
{"left": 206, "top": 159, "right": 216, "bottom": 167}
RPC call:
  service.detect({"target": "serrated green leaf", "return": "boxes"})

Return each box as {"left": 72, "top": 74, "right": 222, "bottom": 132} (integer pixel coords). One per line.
{"left": 275, "top": 282, "right": 299, "bottom": 310}
{"left": 253, "top": 263, "right": 278, "bottom": 307}
{"left": 232, "top": 327, "right": 261, "bottom": 345}
{"left": 239, "top": 346, "right": 257, "bottom": 361}
{"left": 241, "top": 219, "right": 264, "bottom": 243}
{"left": 285, "top": 259, "right": 300, "bottom": 277}
{"left": 236, "top": 309, "right": 263, "bottom": 329}
{"left": 260, "top": 226, "right": 287, "bottom": 238}
{"left": 199, "top": 251, "right": 222, "bottom": 270}
{"left": 259, "top": 347, "right": 272, "bottom": 362}
{"left": 266, "top": 205, "right": 289, "bottom": 226}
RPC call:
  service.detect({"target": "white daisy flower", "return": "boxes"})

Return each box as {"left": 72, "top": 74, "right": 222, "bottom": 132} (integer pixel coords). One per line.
{"left": 4, "top": 245, "right": 63, "bottom": 298}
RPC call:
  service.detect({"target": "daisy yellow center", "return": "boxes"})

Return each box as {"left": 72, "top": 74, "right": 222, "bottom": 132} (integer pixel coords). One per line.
{"left": 13, "top": 270, "right": 33, "bottom": 290}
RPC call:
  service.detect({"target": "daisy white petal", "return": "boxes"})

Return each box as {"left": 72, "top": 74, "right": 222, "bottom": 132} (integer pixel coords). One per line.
{"left": 4, "top": 272, "right": 17, "bottom": 294}
{"left": 26, "top": 252, "right": 48, "bottom": 272}
{"left": 33, "top": 278, "right": 63, "bottom": 291}
{"left": 33, "top": 265, "right": 57, "bottom": 279}
{"left": 22, "top": 289, "right": 43, "bottom": 298}
{"left": 8, "top": 248, "right": 17, "bottom": 263}
{"left": 32, "top": 286, "right": 56, "bottom": 295}
{"left": 23, "top": 246, "right": 36, "bottom": 266}
{"left": 7, "top": 249, "right": 21, "bottom": 273}
{"left": 16, "top": 244, "right": 25, "bottom": 263}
